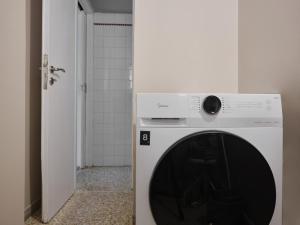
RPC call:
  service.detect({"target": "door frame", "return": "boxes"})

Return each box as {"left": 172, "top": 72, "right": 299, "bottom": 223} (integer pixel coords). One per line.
{"left": 85, "top": 13, "right": 94, "bottom": 167}
{"left": 76, "top": 7, "right": 87, "bottom": 169}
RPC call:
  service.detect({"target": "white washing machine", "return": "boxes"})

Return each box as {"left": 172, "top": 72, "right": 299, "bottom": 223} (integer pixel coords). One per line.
{"left": 136, "top": 93, "right": 282, "bottom": 225}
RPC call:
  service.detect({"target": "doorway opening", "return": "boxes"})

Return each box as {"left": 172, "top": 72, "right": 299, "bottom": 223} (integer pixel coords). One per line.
{"left": 81, "top": 5, "right": 133, "bottom": 170}
{"left": 76, "top": 2, "right": 134, "bottom": 222}
{"left": 25, "top": 0, "right": 134, "bottom": 224}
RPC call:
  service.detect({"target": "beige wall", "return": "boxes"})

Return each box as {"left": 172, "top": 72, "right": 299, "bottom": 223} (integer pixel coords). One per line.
{"left": 133, "top": 0, "right": 238, "bottom": 94}
{"left": 239, "top": 0, "right": 300, "bottom": 224}
{"left": 25, "top": 0, "right": 42, "bottom": 218}
{"left": 0, "top": 1, "right": 26, "bottom": 224}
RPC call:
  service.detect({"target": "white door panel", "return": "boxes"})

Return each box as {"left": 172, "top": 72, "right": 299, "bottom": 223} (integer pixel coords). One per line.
{"left": 41, "top": 0, "right": 77, "bottom": 222}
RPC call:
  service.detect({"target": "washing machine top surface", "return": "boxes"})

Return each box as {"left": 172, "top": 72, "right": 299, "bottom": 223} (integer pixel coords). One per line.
{"left": 137, "top": 93, "right": 282, "bottom": 128}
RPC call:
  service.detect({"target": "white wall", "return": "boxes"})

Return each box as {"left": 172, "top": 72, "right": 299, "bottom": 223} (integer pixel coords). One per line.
{"left": 0, "top": 1, "right": 26, "bottom": 224}
{"left": 87, "top": 13, "right": 133, "bottom": 166}
{"left": 239, "top": 0, "right": 300, "bottom": 224}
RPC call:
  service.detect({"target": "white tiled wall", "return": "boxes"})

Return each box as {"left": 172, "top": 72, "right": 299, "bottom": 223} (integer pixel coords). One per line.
{"left": 91, "top": 13, "right": 132, "bottom": 166}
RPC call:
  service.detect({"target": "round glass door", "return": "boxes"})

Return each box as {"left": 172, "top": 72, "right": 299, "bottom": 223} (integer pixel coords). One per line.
{"left": 149, "top": 132, "right": 276, "bottom": 225}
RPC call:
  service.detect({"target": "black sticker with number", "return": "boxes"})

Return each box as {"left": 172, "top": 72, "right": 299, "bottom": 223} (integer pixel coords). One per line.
{"left": 140, "top": 131, "right": 150, "bottom": 146}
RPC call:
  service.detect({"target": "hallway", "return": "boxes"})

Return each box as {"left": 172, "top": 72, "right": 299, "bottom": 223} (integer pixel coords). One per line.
{"left": 26, "top": 167, "right": 133, "bottom": 225}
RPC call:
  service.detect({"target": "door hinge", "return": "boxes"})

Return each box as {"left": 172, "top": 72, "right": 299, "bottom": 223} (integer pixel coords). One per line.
{"left": 81, "top": 83, "right": 87, "bottom": 93}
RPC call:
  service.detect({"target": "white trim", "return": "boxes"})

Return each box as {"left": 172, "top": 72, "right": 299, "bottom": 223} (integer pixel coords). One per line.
{"left": 85, "top": 14, "right": 94, "bottom": 167}
{"left": 74, "top": 0, "right": 79, "bottom": 192}
{"left": 78, "top": 0, "right": 94, "bottom": 14}
{"left": 82, "top": 12, "right": 87, "bottom": 167}
{"left": 76, "top": 9, "right": 87, "bottom": 168}
{"left": 132, "top": 0, "right": 135, "bottom": 189}
{"left": 24, "top": 199, "right": 41, "bottom": 220}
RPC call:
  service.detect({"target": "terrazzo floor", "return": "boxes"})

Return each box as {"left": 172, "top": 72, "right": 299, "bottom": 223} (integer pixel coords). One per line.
{"left": 25, "top": 167, "right": 133, "bottom": 225}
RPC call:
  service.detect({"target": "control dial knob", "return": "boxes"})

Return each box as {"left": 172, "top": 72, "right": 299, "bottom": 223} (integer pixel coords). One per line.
{"left": 203, "top": 95, "right": 222, "bottom": 115}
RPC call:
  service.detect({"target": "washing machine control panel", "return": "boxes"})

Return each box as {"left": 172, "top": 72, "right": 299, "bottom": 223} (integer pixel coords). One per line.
{"left": 137, "top": 93, "right": 282, "bottom": 128}
{"left": 190, "top": 94, "right": 282, "bottom": 118}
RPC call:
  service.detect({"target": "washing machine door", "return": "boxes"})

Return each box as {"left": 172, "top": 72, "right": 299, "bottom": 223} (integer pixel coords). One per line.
{"left": 149, "top": 132, "right": 276, "bottom": 225}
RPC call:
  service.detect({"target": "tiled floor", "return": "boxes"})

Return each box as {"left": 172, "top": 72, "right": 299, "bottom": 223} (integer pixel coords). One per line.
{"left": 26, "top": 167, "right": 133, "bottom": 225}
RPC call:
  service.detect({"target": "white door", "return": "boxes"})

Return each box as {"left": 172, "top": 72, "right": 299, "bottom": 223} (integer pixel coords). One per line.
{"left": 41, "top": 0, "right": 77, "bottom": 222}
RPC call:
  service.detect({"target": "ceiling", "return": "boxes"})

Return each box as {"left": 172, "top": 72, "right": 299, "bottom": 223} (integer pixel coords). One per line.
{"left": 89, "top": 0, "right": 132, "bottom": 13}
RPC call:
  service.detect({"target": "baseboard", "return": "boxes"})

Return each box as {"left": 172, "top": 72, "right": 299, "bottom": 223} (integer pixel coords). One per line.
{"left": 24, "top": 199, "right": 41, "bottom": 220}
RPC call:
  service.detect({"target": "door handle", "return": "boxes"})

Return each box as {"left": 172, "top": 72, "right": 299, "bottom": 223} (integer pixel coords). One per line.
{"left": 50, "top": 66, "right": 66, "bottom": 74}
